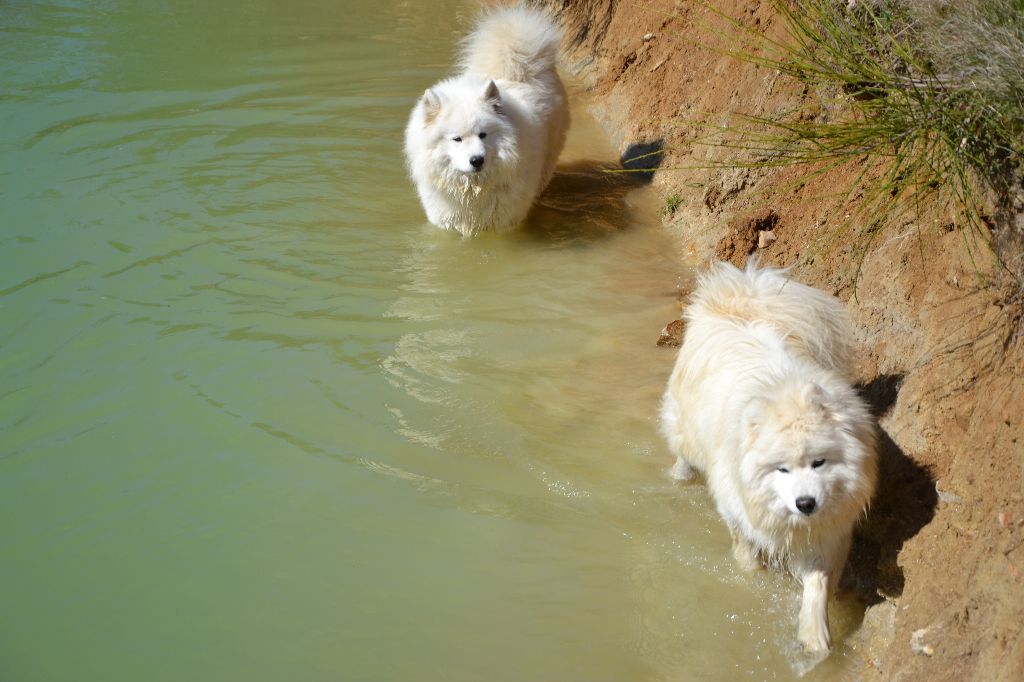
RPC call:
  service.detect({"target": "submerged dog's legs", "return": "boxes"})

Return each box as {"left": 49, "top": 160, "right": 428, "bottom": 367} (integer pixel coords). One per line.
{"left": 730, "top": 530, "right": 761, "bottom": 572}
{"left": 797, "top": 568, "right": 831, "bottom": 652}
{"left": 668, "top": 457, "right": 695, "bottom": 481}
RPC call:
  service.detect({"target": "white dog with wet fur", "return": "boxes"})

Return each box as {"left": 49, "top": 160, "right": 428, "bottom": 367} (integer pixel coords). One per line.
{"left": 404, "top": 6, "right": 569, "bottom": 236}
{"left": 660, "top": 262, "right": 878, "bottom": 653}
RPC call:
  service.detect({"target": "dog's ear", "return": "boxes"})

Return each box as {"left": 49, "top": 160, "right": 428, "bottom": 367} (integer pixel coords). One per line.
{"left": 741, "top": 397, "right": 766, "bottom": 447}
{"left": 482, "top": 80, "right": 504, "bottom": 114}
{"left": 421, "top": 88, "right": 442, "bottom": 124}
{"left": 801, "top": 383, "right": 833, "bottom": 419}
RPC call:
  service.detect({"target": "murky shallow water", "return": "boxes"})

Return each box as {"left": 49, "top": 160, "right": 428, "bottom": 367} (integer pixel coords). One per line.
{"left": 1, "top": 1, "right": 862, "bottom": 679}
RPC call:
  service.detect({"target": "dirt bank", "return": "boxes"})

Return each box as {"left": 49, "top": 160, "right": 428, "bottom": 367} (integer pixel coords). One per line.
{"left": 542, "top": 0, "right": 1024, "bottom": 678}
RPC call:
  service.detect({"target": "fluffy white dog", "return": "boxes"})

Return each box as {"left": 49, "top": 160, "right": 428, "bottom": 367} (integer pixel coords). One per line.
{"left": 660, "top": 262, "right": 878, "bottom": 653}
{"left": 404, "top": 6, "right": 569, "bottom": 236}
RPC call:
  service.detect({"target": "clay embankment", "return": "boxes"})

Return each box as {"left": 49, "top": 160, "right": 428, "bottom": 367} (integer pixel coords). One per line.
{"left": 543, "top": 1, "right": 1024, "bottom": 678}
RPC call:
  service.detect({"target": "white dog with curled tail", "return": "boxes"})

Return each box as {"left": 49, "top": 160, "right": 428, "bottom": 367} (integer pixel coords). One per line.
{"left": 403, "top": 5, "right": 570, "bottom": 236}
{"left": 660, "top": 261, "right": 879, "bottom": 654}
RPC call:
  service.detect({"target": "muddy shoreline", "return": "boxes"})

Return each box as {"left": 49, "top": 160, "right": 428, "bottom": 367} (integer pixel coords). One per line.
{"left": 542, "top": 0, "right": 1024, "bottom": 678}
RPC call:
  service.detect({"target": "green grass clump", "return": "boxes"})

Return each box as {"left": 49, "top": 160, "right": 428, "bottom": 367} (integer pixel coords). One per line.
{"left": 663, "top": 193, "right": 684, "bottom": 215}
{"left": 704, "top": 0, "right": 1024, "bottom": 282}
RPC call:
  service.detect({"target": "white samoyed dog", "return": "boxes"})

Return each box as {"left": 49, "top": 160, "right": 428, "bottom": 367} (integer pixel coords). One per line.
{"left": 659, "top": 262, "right": 878, "bottom": 653}
{"left": 404, "top": 5, "right": 570, "bottom": 236}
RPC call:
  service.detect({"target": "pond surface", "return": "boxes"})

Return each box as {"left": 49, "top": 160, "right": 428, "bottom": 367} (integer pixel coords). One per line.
{"left": 0, "top": 1, "right": 860, "bottom": 679}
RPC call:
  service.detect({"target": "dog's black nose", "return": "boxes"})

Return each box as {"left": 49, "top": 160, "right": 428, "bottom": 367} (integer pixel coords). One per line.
{"left": 795, "top": 496, "right": 817, "bottom": 515}
{"left": 469, "top": 155, "right": 484, "bottom": 169}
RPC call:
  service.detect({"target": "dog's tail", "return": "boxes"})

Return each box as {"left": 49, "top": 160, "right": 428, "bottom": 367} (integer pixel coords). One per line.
{"left": 459, "top": 6, "right": 561, "bottom": 83}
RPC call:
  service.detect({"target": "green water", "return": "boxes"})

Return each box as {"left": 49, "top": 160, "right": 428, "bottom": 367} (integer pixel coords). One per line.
{"left": 1, "top": 1, "right": 861, "bottom": 680}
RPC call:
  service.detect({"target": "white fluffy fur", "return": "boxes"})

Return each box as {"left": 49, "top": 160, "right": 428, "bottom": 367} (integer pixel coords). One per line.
{"left": 404, "top": 6, "right": 570, "bottom": 236}
{"left": 660, "top": 262, "right": 878, "bottom": 653}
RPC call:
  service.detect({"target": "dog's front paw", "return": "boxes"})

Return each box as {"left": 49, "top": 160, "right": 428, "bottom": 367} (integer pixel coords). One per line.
{"left": 798, "top": 619, "right": 831, "bottom": 654}
{"left": 797, "top": 568, "right": 832, "bottom": 654}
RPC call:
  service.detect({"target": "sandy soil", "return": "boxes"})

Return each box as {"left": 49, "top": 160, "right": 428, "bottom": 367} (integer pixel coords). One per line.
{"left": 540, "top": 0, "right": 1024, "bottom": 678}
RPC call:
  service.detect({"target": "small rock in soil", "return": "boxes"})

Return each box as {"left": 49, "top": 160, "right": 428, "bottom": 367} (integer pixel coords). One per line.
{"left": 757, "top": 229, "right": 777, "bottom": 249}
{"left": 910, "top": 628, "right": 935, "bottom": 656}
{"left": 935, "top": 482, "right": 962, "bottom": 504}
{"left": 657, "top": 319, "right": 686, "bottom": 347}
{"left": 714, "top": 208, "right": 780, "bottom": 267}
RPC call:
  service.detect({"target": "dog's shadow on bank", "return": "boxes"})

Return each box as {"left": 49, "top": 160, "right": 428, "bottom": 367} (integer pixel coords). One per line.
{"left": 845, "top": 373, "right": 938, "bottom": 606}
{"left": 524, "top": 140, "right": 664, "bottom": 245}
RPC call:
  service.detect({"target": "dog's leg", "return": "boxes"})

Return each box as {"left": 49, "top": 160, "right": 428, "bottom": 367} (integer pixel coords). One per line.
{"left": 797, "top": 568, "right": 831, "bottom": 652}
{"left": 668, "top": 457, "right": 695, "bottom": 481}
{"left": 729, "top": 529, "right": 761, "bottom": 572}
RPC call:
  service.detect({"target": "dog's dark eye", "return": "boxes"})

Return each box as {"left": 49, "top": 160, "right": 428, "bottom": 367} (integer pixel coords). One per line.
{"left": 478, "top": 132, "right": 487, "bottom": 139}
{"left": 812, "top": 459, "right": 826, "bottom": 468}
{"left": 452, "top": 136, "right": 462, "bottom": 142}
{"left": 777, "top": 466, "right": 790, "bottom": 474}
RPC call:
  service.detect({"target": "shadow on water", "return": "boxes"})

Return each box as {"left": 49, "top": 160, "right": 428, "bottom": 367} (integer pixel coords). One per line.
{"left": 524, "top": 140, "right": 664, "bottom": 246}
{"left": 845, "top": 373, "right": 938, "bottom": 605}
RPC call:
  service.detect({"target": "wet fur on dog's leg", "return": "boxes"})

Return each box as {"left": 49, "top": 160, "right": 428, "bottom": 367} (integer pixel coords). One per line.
{"left": 798, "top": 568, "right": 831, "bottom": 652}
{"left": 730, "top": 529, "right": 761, "bottom": 573}
{"left": 797, "top": 531, "right": 850, "bottom": 652}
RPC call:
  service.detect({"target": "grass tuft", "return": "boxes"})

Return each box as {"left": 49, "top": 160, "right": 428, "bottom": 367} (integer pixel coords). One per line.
{"left": 697, "top": 0, "right": 1024, "bottom": 287}
{"left": 663, "top": 193, "right": 684, "bottom": 215}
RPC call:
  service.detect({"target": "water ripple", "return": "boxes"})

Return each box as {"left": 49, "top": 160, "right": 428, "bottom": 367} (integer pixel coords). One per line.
{"left": 0, "top": 260, "right": 90, "bottom": 298}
